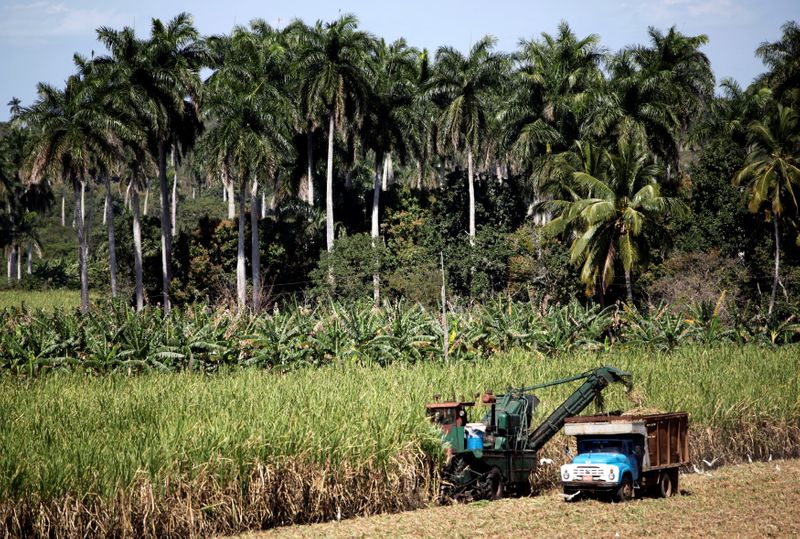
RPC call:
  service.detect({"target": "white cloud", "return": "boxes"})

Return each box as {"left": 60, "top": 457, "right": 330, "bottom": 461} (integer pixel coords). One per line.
{"left": 634, "top": 0, "right": 751, "bottom": 25}
{"left": 0, "top": 1, "right": 130, "bottom": 41}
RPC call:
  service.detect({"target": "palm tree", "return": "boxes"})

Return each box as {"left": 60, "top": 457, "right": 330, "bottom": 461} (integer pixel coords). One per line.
{"left": 129, "top": 154, "right": 150, "bottom": 310}
{"left": 756, "top": 21, "right": 800, "bottom": 106}
{"left": 543, "top": 129, "right": 687, "bottom": 303}
{"left": 95, "top": 13, "right": 205, "bottom": 313}
{"left": 362, "top": 38, "right": 420, "bottom": 304}
{"left": 690, "top": 78, "right": 771, "bottom": 148}
{"left": 734, "top": 104, "right": 800, "bottom": 316}
{"left": 428, "top": 36, "right": 506, "bottom": 245}
{"left": 506, "top": 22, "right": 604, "bottom": 163}
{"left": 1, "top": 98, "right": 33, "bottom": 281}
{"left": 204, "top": 25, "right": 292, "bottom": 312}
{"left": 586, "top": 27, "right": 713, "bottom": 173}
{"left": 26, "top": 73, "right": 120, "bottom": 312}
{"left": 7, "top": 97, "right": 22, "bottom": 119}
{"left": 294, "top": 14, "right": 374, "bottom": 252}
{"left": 73, "top": 55, "right": 127, "bottom": 300}
{"left": 283, "top": 20, "right": 321, "bottom": 207}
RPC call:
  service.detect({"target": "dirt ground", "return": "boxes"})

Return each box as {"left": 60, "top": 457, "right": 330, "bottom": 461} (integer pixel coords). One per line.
{"left": 238, "top": 459, "right": 800, "bottom": 538}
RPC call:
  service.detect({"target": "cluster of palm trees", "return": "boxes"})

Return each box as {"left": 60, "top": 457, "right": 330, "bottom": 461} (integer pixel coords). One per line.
{"left": 6, "top": 14, "right": 799, "bottom": 313}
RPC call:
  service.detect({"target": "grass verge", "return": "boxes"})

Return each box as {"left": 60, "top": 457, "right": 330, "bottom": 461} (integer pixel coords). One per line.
{"left": 0, "top": 289, "right": 93, "bottom": 311}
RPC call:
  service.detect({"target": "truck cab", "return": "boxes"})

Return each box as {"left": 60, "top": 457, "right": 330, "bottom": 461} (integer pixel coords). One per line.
{"left": 563, "top": 435, "right": 643, "bottom": 499}
{"left": 560, "top": 413, "right": 689, "bottom": 502}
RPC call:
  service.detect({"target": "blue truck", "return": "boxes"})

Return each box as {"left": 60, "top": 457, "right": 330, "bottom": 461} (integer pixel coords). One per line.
{"left": 560, "top": 412, "right": 689, "bottom": 502}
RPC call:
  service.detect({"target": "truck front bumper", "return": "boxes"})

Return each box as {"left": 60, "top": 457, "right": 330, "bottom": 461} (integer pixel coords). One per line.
{"left": 562, "top": 480, "right": 619, "bottom": 492}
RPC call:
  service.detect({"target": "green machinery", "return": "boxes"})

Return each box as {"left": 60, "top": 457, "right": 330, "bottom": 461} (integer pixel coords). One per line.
{"left": 426, "top": 366, "right": 631, "bottom": 501}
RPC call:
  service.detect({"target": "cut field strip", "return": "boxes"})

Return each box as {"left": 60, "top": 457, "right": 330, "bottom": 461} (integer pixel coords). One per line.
{"left": 246, "top": 459, "right": 800, "bottom": 538}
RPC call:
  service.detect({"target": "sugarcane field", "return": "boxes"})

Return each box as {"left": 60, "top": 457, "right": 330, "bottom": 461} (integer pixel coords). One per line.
{"left": 1, "top": 1, "right": 799, "bottom": 538}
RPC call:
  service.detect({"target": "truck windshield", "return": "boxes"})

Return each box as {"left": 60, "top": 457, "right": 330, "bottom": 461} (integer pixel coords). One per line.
{"left": 578, "top": 439, "right": 625, "bottom": 454}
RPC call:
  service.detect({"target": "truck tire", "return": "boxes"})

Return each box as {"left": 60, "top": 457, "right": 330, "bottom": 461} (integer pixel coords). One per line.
{"left": 614, "top": 475, "right": 634, "bottom": 502}
{"left": 657, "top": 471, "right": 673, "bottom": 498}
{"left": 670, "top": 469, "right": 679, "bottom": 495}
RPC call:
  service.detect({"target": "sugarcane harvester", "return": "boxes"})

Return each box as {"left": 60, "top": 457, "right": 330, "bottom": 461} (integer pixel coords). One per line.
{"left": 426, "top": 366, "right": 631, "bottom": 502}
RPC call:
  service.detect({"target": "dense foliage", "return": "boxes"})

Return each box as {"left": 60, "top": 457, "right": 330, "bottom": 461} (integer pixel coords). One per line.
{"left": 1, "top": 17, "right": 798, "bottom": 316}
{"left": 2, "top": 299, "right": 798, "bottom": 376}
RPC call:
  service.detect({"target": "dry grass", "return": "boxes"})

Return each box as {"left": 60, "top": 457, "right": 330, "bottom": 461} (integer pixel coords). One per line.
{"left": 247, "top": 459, "right": 800, "bottom": 539}
{"left": 0, "top": 453, "right": 435, "bottom": 538}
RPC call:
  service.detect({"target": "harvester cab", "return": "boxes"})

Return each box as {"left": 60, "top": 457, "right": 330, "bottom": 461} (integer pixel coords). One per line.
{"left": 425, "top": 399, "right": 474, "bottom": 454}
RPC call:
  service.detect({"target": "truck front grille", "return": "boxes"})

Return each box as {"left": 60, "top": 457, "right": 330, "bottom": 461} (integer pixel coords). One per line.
{"left": 573, "top": 465, "right": 605, "bottom": 479}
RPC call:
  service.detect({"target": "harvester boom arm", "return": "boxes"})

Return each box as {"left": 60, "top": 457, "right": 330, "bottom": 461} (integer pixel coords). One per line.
{"left": 525, "top": 366, "right": 630, "bottom": 453}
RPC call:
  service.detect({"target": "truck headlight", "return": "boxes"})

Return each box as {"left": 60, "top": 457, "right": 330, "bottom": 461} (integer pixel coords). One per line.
{"left": 562, "top": 469, "right": 570, "bottom": 480}
{"left": 608, "top": 469, "right": 615, "bottom": 481}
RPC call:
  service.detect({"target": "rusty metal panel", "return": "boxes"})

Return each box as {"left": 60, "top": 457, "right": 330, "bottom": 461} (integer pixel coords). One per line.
{"left": 645, "top": 413, "right": 689, "bottom": 467}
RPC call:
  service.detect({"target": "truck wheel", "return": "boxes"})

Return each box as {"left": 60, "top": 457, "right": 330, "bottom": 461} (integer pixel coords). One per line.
{"left": 657, "top": 471, "right": 673, "bottom": 498}
{"left": 614, "top": 475, "right": 634, "bottom": 502}
{"left": 670, "top": 469, "right": 679, "bottom": 495}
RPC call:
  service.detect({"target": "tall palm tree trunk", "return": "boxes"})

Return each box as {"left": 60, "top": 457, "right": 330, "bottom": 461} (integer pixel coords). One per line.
{"left": 171, "top": 149, "right": 178, "bottom": 237}
{"left": 769, "top": 216, "right": 780, "bottom": 317}
{"left": 143, "top": 181, "right": 150, "bottom": 216}
{"left": 261, "top": 190, "right": 266, "bottom": 219}
{"left": 228, "top": 182, "right": 236, "bottom": 218}
{"left": 6, "top": 248, "right": 12, "bottom": 282}
{"left": 236, "top": 175, "right": 247, "bottom": 313}
{"left": 74, "top": 179, "right": 89, "bottom": 313}
{"left": 26, "top": 242, "right": 32, "bottom": 275}
{"left": 381, "top": 154, "right": 389, "bottom": 191}
{"left": 224, "top": 166, "right": 234, "bottom": 219}
{"left": 157, "top": 142, "right": 173, "bottom": 313}
{"left": 61, "top": 190, "right": 66, "bottom": 226}
{"left": 625, "top": 270, "right": 633, "bottom": 305}
{"left": 80, "top": 181, "right": 86, "bottom": 226}
{"left": 467, "top": 146, "right": 476, "bottom": 246}
{"left": 251, "top": 177, "right": 261, "bottom": 311}
{"left": 222, "top": 163, "right": 235, "bottom": 218}
{"left": 307, "top": 127, "right": 315, "bottom": 206}
{"left": 104, "top": 175, "right": 118, "bottom": 298}
{"left": 132, "top": 183, "right": 144, "bottom": 311}
{"left": 326, "top": 109, "right": 335, "bottom": 252}
{"left": 124, "top": 181, "right": 131, "bottom": 210}
{"left": 16, "top": 244, "right": 21, "bottom": 280}
{"left": 372, "top": 152, "right": 383, "bottom": 307}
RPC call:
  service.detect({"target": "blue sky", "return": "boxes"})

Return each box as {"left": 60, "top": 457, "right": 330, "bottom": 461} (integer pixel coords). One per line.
{"left": 0, "top": 0, "right": 797, "bottom": 121}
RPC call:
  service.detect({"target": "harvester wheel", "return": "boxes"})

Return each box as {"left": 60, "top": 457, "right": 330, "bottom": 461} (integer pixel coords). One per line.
{"left": 657, "top": 471, "right": 673, "bottom": 498}
{"left": 488, "top": 469, "right": 504, "bottom": 500}
{"left": 614, "top": 475, "right": 634, "bottom": 502}
{"left": 440, "top": 456, "right": 473, "bottom": 503}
